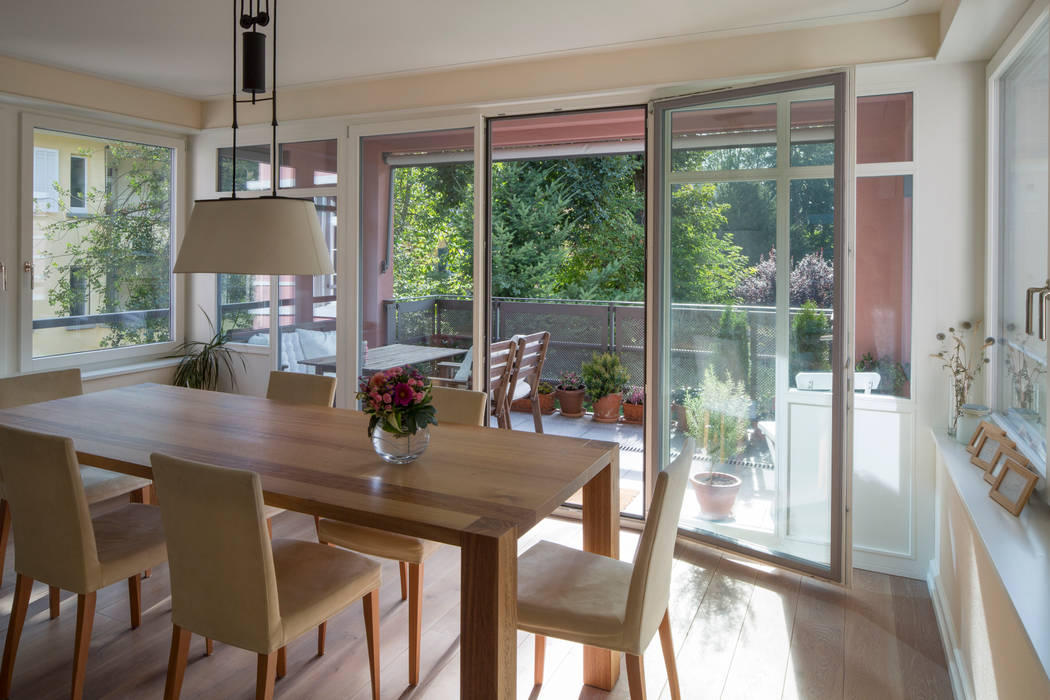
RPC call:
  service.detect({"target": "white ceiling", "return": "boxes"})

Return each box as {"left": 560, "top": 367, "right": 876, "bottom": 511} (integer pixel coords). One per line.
{"left": 0, "top": 0, "right": 942, "bottom": 99}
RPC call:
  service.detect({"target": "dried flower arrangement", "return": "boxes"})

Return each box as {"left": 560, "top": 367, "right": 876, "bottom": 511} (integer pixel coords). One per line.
{"left": 931, "top": 321, "right": 994, "bottom": 436}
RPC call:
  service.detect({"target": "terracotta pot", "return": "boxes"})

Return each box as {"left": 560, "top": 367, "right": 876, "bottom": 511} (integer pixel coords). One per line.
{"left": 513, "top": 393, "right": 556, "bottom": 415}
{"left": 556, "top": 388, "right": 586, "bottom": 417}
{"left": 622, "top": 402, "right": 644, "bottom": 424}
{"left": 690, "top": 471, "right": 742, "bottom": 520}
{"left": 591, "top": 393, "right": 622, "bottom": 423}
{"left": 671, "top": 403, "right": 688, "bottom": 431}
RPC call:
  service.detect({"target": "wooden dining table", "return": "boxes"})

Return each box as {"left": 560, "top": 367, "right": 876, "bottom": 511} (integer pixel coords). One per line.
{"left": 0, "top": 383, "right": 620, "bottom": 699}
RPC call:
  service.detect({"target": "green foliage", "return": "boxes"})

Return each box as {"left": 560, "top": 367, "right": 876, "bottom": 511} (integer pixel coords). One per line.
{"left": 580, "top": 352, "right": 630, "bottom": 401}
{"left": 218, "top": 274, "right": 256, "bottom": 336}
{"left": 791, "top": 301, "right": 831, "bottom": 378}
{"left": 716, "top": 304, "right": 750, "bottom": 383}
{"left": 684, "top": 367, "right": 751, "bottom": 461}
{"left": 42, "top": 141, "right": 172, "bottom": 347}
{"left": 669, "top": 183, "right": 750, "bottom": 304}
{"left": 856, "top": 352, "right": 910, "bottom": 396}
{"left": 169, "top": 310, "right": 245, "bottom": 390}
{"left": 537, "top": 382, "right": 555, "bottom": 395}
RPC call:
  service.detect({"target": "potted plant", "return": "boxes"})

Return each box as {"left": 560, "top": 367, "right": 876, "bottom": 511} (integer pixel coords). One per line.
{"left": 685, "top": 367, "right": 750, "bottom": 520}
{"left": 555, "top": 371, "right": 586, "bottom": 417}
{"left": 169, "top": 310, "right": 246, "bottom": 391}
{"left": 581, "top": 352, "right": 630, "bottom": 423}
{"left": 357, "top": 367, "right": 438, "bottom": 464}
{"left": 670, "top": 385, "right": 695, "bottom": 432}
{"left": 622, "top": 385, "right": 644, "bottom": 424}
{"left": 932, "top": 321, "right": 994, "bottom": 437}
{"left": 510, "top": 381, "right": 557, "bottom": 415}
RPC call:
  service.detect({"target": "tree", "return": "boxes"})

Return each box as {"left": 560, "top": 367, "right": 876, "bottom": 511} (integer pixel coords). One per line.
{"left": 669, "top": 183, "right": 749, "bottom": 304}
{"left": 42, "top": 142, "right": 172, "bottom": 347}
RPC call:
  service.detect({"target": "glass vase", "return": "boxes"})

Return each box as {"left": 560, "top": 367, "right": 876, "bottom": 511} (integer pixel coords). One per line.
{"left": 372, "top": 425, "right": 430, "bottom": 464}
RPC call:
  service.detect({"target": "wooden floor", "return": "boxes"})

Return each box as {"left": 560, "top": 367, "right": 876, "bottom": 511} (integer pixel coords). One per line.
{"left": 0, "top": 508, "right": 953, "bottom": 699}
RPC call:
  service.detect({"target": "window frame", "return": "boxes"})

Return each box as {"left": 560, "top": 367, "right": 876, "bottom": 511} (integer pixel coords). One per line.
{"left": 68, "top": 153, "right": 88, "bottom": 214}
{"left": 985, "top": 1, "right": 1050, "bottom": 479}
{"left": 19, "top": 113, "right": 186, "bottom": 372}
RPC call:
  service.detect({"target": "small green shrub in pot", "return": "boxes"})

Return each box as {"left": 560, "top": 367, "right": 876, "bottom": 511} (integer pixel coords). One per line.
{"left": 581, "top": 352, "right": 630, "bottom": 422}
{"left": 684, "top": 367, "right": 750, "bottom": 464}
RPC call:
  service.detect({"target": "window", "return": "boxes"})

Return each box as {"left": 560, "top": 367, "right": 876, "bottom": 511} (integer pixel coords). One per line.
{"left": 33, "top": 147, "right": 59, "bottom": 212}
{"left": 279, "top": 139, "right": 337, "bottom": 188}
{"left": 29, "top": 126, "right": 176, "bottom": 360}
{"left": 69, "top": 155, "right": 87, "bottom": 213}
{"left": 217, "top": 143, "right": 271, "bottom": 192}
{"left": 993, "top": 18, "right": 1049, "bottom": 465}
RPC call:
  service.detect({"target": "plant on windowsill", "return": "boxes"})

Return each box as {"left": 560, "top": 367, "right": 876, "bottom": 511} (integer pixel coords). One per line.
{"left": 685, "top": 367, "right": 750, "bottom": 520}
{"left": 581, "top": 352, "right": 630, "bottom": 423}
{"left": 555, "top": 371, "right": 586, "bottom": 418}
{"left": 169, "top": 309, "right": 245, "bottom": 391}
{"left": 622, "top": 385, "right": 644, "bottom": 424}
{"left": 931, "top": 321, "right": 993, "bottom": 437}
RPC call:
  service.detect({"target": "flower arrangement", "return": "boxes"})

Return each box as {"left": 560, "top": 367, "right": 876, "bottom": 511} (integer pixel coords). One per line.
{"left": 931, "top": 321, "right": 994, "bottom": 436}
{"left": 557, "top": 371, "right": 585, "bottom": 391}
{"left": 623, "top": 386, "right": 645, "bottom": 405}
{"left": 357, "top": 367, "right": 437, "bottom": 438}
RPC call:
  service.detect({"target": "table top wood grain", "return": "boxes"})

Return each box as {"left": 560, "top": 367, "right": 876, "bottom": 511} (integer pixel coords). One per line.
{"left": 0, "top": 383, "right": 615, "bottom": 546}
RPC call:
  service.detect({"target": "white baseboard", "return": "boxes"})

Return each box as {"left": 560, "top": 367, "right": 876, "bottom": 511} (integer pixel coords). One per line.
{"left": 927, "top": 569, "right": 972, "bottom": 700}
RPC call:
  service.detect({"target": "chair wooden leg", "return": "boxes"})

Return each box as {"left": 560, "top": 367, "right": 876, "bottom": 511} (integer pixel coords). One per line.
{"left": 266, "top": 517, "right": 273, "bottom": 540}
{"left": 362, "top": 589, "right": 380, "bottom": 700}
{"left": 164, "top": 624, "right": 191, "bottom": 700}
{"left": 531, "top": 398, "right": 544, "bottom": 433}
{"left": 128, "top": 575, "right": 142, "bottom": 628}
{"left": 0, "top": 500, "right": 10, "bottom": 589}
{"left": 205, "top": 637, "right": 214, "bottom": 656}
{"left": 276, "top": 646, "right": 286, "bottom": 680}
{"left": 398, "top": 561, "right": 408, "bottom": 601}
{"left": 659, "top": 610, "right": 681, "bottom": 700}
{"left": 255, "top": 652, "right": 277, "bottom": 700}
{"left": 71, "top": 591, "right": 97, "bottom": 700}
{"left": 0, "top": 573, "right": 32, "bottom": 698}
{"left": 534, "top": 635, "right": 545, "bottom": 685}
{"left": 49, "top": 586, "right": 60, "bottom": 619}
{"left": 408, "top": 562, "right": 423, "bottom": 686}
{"left": 317, "top": 622, "right": 326, "bottom": 656}
{"left": 625, "top": 654, "right": 646, "bottom": 700}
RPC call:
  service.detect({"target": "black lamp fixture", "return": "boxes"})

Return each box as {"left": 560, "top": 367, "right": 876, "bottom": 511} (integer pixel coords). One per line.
{"left": 174, "top": 0, "right": 334, "bottom": 276}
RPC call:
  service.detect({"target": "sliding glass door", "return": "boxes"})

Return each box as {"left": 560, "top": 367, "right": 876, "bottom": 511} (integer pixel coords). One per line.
{"left": 652, "top": 74, "right": 849, "bottom": 580}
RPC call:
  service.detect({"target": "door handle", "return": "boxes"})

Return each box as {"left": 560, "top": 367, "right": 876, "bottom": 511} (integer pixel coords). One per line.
{"left": 1026, "top": 279, "right": 1050, "bottom": 338}
{"left": 23, "top": 261, "right": 33, "bottom": 290}
{"left": 0, "top": 261, "right": 6, "bottom": 292}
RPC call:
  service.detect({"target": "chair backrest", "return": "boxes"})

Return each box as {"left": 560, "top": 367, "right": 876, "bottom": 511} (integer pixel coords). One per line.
{"left": 431, "top": 386, "right": 487, "bottom": 427}
{"left": 0, "top": 368, "right": 83, "bottom": 409}
{"left": 266, "top": 370, "right": 336, "bottom": 407}
{"left": 453, "top": 346, "right": 474, "bottom": 383}
{"left": 0, "top": 425, "right": 101, "bottom": 593}
{"left": 488, "top": 339, "right": 517, "bottom": 416}
{"left": 623, "top": 438, "right": 695, "bottom": 649}
{"left": 508, "top": 332, "right": 550, "bottom": 399}
{"left": 150, "top": 453, "right": 282, "bottom": 655}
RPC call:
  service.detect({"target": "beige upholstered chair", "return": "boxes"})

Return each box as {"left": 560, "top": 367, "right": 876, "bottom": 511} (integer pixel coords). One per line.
{"left": 152, "top": 453, "right": 382, "bottom": 700}
{"left": 259, "top": 371, "right": 337, "bottom": 535}
{"left": 0, "top": 426, "right": 168, "bottom": 700}
{"left": 487, "top": 339, "right": 518, "bottom": 429}
{"left": 0, "top": 368, "right": 152, "bottom": 615}
{"left": 315, "top": 388, "right": 486, "bottom": 687}
{"left": 519, "top": 439, "right": 695, "bottom": 700}
{"left": 506, "top": 331, "right": 551, "bottom": 433}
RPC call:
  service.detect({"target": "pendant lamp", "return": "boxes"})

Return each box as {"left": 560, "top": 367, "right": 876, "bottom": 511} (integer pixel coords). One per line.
{"left": 173, "top": 0, "right": 334, "bottom": 276}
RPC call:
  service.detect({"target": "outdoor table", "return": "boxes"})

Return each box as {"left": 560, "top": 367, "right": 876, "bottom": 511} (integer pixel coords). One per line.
{"left": 299, "top": 343, "right": 467, "bottom": 376}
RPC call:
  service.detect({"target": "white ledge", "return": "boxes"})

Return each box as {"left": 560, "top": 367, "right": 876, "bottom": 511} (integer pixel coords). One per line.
{"left": 81, "top": 357, "right": 180, "bottom": 382}
{"left": 933, "top": 430, "right": 1050, "bottom": 678}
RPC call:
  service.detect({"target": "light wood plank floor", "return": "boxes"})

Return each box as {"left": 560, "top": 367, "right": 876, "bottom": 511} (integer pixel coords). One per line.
{"left": 0, "top": 508, "right": 952, "bottom": 699}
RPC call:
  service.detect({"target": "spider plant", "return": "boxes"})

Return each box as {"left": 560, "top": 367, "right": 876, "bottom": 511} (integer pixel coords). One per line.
{"left": 169, "top": 309, "right": 245, "bottom": 391}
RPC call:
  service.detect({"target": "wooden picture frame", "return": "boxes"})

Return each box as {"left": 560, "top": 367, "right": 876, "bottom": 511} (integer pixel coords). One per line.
{"left": 984, "top": 444, "right": 1029, "bottom": 485}
{"left": 989, "top": 457, "right": 1039, "bottom": 516}
{"left": 968, "top": 422, "right": 1013, "bottom": 471}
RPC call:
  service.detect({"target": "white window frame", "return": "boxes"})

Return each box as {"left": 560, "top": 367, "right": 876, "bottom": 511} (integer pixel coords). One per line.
{"left": 20, "top": 113, "right": 186, "bottom": 372}
{"left": 985, "top": 0, "right": 1050, "bottom": 478}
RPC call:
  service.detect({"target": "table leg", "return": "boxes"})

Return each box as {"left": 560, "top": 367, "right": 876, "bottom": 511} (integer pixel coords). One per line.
{"left": 460, "top": 528, "right": 516, "bottom": 699}
{"left": 582, "top": 456, "right": 620, "bottom": 690}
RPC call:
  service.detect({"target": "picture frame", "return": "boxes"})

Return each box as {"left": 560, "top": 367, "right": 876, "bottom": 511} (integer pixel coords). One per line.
{"left": 989, "top": 457, "right": 1039, "bottom": 516}
{"left": 984, "top": 444, "right": 1029, "bottom": 485}
{"left": 968, "top": 422, "right": 1013, "bottom": 471}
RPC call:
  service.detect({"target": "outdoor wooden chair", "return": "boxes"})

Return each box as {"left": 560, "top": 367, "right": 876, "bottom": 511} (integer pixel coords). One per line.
{"left": 488, "top": 339, "right": 518, "bottom": 429}
{"left": 506, "top": 331, "right": 551, "bottom": 433}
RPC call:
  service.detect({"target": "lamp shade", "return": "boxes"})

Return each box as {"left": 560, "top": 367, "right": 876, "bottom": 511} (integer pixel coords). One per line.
{"left": 174, "top": 197, "right": 335, "bottom": 275}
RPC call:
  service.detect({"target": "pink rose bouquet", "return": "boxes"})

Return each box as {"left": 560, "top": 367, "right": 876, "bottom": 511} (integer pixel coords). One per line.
{"left": 357, "top": 367, "right": 437, "bottom": 437}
